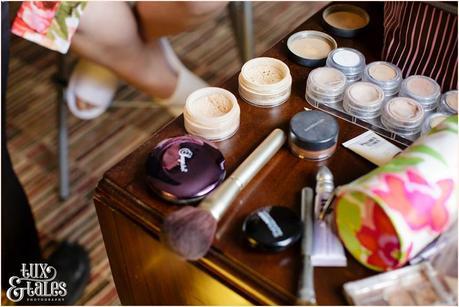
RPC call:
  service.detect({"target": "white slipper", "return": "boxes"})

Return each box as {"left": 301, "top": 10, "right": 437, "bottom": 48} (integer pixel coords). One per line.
{"left": 155, "top": 38, "right": 208, "bottom": 116}
{"left": 66, "top": 60, "right": 118, "bottom": 120}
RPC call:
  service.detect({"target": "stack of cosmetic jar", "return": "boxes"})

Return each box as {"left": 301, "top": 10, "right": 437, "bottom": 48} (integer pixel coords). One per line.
{"left": 381, "top": 97, "right": 425, "bottom": 136}
{"left": 438, "top": 90, "right": 458, "bottom": 115}
{"left": 343, "top": 82, "right": 385, "bottom": 119}
{"left": 400, "top": 75, "right": 441, "bottom": 112}
{"left": 326, "top": 47, "right": 366, "bottom": 84}
{"left": 363, "top": 61, "right": 402, "bottom": 99}
{"left": 305, "top": 67, "right": 347, "bottom": 105}
{"left": 421, "top": 112, "right": 449, "bottom": 135}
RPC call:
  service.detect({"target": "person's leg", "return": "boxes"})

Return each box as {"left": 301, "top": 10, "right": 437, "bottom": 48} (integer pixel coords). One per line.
{"left": 71, "top": 2, "right": 227, "bottom": 101}
{"left": 1, "top": 1, "right": 43, "bottom": 288}
{"left": 135, "top": 2, "right": 228, "bottom": 40}
{"left": 71, "top": 2, "right": 177, "bottom": 100}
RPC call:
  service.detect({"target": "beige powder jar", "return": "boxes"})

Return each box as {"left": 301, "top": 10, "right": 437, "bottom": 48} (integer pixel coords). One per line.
{"left": 238, "top": 57, "right": 292, "bottom": 107}
{"left": 184, "top": 87, "right": 240, "bottom": 141}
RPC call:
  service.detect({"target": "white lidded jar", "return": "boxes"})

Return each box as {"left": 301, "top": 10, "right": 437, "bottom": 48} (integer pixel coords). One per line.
{"left": 238, "top": 57, "right": 292, "bottom": 107}
{"left": 184, "top": 87, "right": 240, "bottom": 141}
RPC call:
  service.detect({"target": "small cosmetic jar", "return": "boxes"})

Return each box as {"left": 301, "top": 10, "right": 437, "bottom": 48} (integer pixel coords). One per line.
{"left": 326, "top": 47, "right": 366, "bottom": 84}
{"left": 421, "top": 112, "right": 449, "bottom": 134}
{"left": 400, "top": 75, "right": 441, "bottom": 112}
{"left": 145, "top": 135, "right": 226, "bottom": 204}
{"left": 381, "top": 97, "right": 425, "bottom": 136}
{"left": 322, "top": 4, "right": 370, "bottom": 38}
{"left": 286, "top": 30, "right": 337, "bottom": 67}
{"left": 363, "top": 61, "right": 402, "bottom": 98}
{"left": 184, "top": 87, "right": 240, "bottom": 141}
{"left": 305, "top": 67, "right": 347, "bottom": 105}
{"left": 288, "top": 110, "right": 339, "bottom": 161}
{"left": 343, "top": 82, "right": 385, "bottom": 119}
{"left": 242, "top": 206, "right": 302, "bottom": 251}
{"left": 438, "top": 90, "right": 458, "bottom": 115}
{"left": 238, "top": 57, "right": 292, "bottom": 108}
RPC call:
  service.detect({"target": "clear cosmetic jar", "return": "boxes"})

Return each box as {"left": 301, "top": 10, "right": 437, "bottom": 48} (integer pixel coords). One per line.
{"left": 400, "top": 75, "right": 441, "bottom": 112}
{"left": 343, "top": 82, "right": 385, "bottom": 119}
{"left": 238, "top": 57, "right": 292, "bottom": 107}
{"left": 421, "top": 112, "right": 449, "bottom": 135}
{"left": 184, "top": 87, "right": 240, "bottom": 141}
{"left": 326, "top": 47, "right": 366, "bottom": 84}
{"left": 305, "top": 67, "right": 347, "bottom": 105}
{"left": 363, "top": 61, "right": 402, "bottom": 98}
{"left": 288, "top": 110, "right": 339, "bottom": 161}
{"left": 381, "top": 97, "right": 425, "bottom": 136}
{"left": 438, "top": 90, "right": 458, "bottom": 115}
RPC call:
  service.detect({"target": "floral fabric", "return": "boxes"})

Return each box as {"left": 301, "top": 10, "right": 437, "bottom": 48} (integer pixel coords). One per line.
{"left": 335, "top": 115, "right": 458, "bottom": 271}
{"left": 11, "top": 2, "right": 87, "bottom": 54}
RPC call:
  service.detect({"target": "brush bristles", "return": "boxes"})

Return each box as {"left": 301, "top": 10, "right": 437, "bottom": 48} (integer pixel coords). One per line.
{"left": 161, "top": 206, "right": 217, "bottom": 260}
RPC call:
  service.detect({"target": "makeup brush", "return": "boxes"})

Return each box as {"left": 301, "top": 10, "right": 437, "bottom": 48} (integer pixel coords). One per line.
{"left": 162, "top": 128, "right": 286, "bottom": 260}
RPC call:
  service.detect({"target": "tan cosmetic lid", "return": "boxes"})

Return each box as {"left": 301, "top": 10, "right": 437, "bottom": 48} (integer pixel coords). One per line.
{"left": 445, "top": 92, "right": 458, "bottom": 111}
{"left": 289, "top": 37, "right": 332, "bottom": 60}
{"left": 191, "top": 94, "right": 232, "bottom": 117}
{"left": 387, "top": 97, "right": 423, "bottom": 122}
{"left": 244, "top": 64, "right": 284, "bottom": 85}
{"left": 348, "top": 82, "right": 383, "bottom": 107}
{"left": 406, "top": 77, "right": 437, "bottom": 97}
{"left": 369, "top": 63, "right": 397, "bottom": 81}
{"left": 325, "top": 11, "right": 368, "bottom": 30}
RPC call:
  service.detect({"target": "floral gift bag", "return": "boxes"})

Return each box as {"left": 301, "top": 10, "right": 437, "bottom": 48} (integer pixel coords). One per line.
{"left": 11, "top": 1, "right": 87, "bottom": 54}
{"left": 335, "top": 115, "right": 458, "bottom": 271}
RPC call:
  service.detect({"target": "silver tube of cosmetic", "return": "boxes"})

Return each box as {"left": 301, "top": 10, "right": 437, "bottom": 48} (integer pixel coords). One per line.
{"left": 200, "top": 128, "right": 286, "bottom": 220}
{"left": 297, "top": 187, "right": 317, "bottom": 305}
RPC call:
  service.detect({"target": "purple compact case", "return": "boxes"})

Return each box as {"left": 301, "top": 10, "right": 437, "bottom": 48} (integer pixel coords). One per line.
{"left": 146, "top": 135, "right": 226, "bottom": 204}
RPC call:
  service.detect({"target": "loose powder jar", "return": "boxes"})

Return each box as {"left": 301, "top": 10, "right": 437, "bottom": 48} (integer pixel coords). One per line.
{"left": 184, "top": 87, "right": 240, "bottom": 141}
{"left": 326, "top": 47, "right": 366, "bottom": 84}
{"left": 421, "top": 112, "right": 449, "bottom": 134}
{"left": 238, "top": 57, "right": 292, "bottom": 107}
{"left": 305, "top": 67, "right": 347, "bottom": 105}
{"left": 343, "top": 81, "right": 385, "bottom": 119}
{"left": 322, "top": 4, "right": 370, "bottom": 38}
{"left": 400, "top": 75, "right": 441, "bottom": 112}
{"left": 363, "top": 61, "right": 402, "bottom": 99}
{"left": 287, "top": 30, "right": 337, "bottom": 67}
{"left": 288, "top": 110, "right": 339, "bottom": 161}
{"left": 438, "top": 90, "right": 458, "bottom": 115}
{"left": 146, "top": 135, "right": 226, "bottom": 204}
{"left": 381, "top": 97, "right": 425, "bottom": 136}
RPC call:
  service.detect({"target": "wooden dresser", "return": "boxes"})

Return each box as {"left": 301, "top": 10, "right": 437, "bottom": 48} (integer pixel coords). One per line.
{"left": 94, "top": 3, "right": 386, "bottom": 305}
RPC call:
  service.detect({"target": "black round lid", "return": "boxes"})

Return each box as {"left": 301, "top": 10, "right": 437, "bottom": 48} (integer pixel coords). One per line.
{"left": 242, "top": 206, "right": 303, "bottom": 251}
{"left": 289, "top": 110, "right": 339, "bottom": 151}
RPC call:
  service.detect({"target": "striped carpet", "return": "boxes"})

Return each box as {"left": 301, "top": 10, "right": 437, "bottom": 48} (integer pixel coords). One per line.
{"left": 5, "top": 2, "right": 326, "bottom": 305}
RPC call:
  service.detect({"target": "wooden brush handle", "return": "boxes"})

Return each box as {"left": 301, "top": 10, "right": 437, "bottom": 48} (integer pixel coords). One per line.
{"left": 200, "top": 129, "right": 286, "bottom": 220}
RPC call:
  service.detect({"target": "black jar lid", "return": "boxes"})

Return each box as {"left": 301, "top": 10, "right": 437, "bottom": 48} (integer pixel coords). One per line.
{"left": 242, "top": 206, "right": 303, "bottom": 251}
{"left": 289, "top": 110, "right": 339, "bottom": 151}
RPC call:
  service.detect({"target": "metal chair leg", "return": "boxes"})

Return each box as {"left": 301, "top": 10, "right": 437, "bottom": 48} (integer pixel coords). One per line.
{"left": 57, "top": 54, "right": 70, "bottom": 200}
{"left": 228, "top": 1, "right": 255, "bottom": 63}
